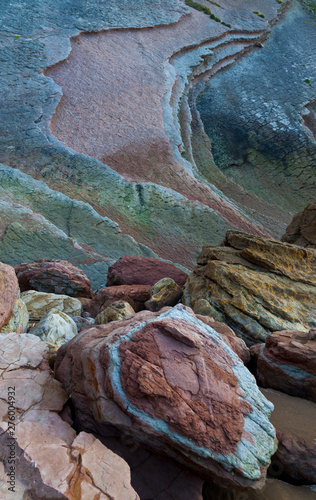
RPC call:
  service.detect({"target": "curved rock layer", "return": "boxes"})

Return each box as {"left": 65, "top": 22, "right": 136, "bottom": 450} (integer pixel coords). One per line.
{"left": 55, "top": 304, "right": 276, "bottom": 490}
{"left": 0, "top": 0, "right": 314, "bottom": 285}
{"left": 184, "top": 230, "right": 316, "bottom": 344}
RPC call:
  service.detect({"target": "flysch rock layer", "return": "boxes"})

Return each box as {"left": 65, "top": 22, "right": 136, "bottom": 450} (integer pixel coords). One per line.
{"left": 55, "top": 304, "right": 276, "bottom": 490}
{"left": 0, "top": 333, "right": 139, "bottom": 499}
{"left": 184, "top": 230, "right": 316, "bottom": 344}
{"left": 2, "top": 0, "right": 314, "bottom": 286}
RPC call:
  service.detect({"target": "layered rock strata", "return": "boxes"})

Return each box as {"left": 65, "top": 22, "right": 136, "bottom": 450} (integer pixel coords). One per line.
{"left": 55, "top": 304, "right": 276, "bottom": 490}
{"left": 183, "top": 230, "right": 316, "bottom": 344}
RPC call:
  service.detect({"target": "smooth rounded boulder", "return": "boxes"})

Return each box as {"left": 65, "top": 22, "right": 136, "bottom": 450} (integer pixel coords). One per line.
{"left": 106, "top": 255, "right": 188, "bottom": 287}
{"left": 55, "top": 304, "right": 276, "bottom": 490}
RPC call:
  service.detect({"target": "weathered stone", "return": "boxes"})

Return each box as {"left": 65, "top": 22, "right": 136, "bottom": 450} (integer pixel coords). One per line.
{"left": 281, "top": 202, "right": 316, "bottom": 249}
{"left": 86, "top": 284, "right": 152, "bottom": 317}
{"left": 145, "top": 278, "right": 183, "bottom": 311}
{"left": 107, "top": 255, "right": 188, "bottom": 287}
{"left": 15, "top": 258, "right": 93, "bottom": 298}
{"left": 30, "top": 308, "right": 78, "bottom": 346}
{"left": 0, "top": 333, "right": 139, "bottom": 499}
{"left": 55, "top": 304, "right": 276, "bottom": 490}
{"left": 21, "top": 290, "right": 82, "bottom": 322}
{"left": 184, "top": 231, "right": 316, "bottom": 344}
{"left": 262, "top": 389, "right": 316, "bottom": 485}
{"left": 255, "top": 329, "right": 316, "bottom": 402}
{"left": 0, "top": 262, "right": 19, "bottom": 330}
{"left": 95, "top": 300, "right": 135, "bottom": 325}
{"left": 203, "top": 479, "right": 316, "bottom": 500}
{"left": 196, "top": 315, "right": 250, "bottom": 364}
{"left": 0, "top": 298, "right": 29, "bottom": 334}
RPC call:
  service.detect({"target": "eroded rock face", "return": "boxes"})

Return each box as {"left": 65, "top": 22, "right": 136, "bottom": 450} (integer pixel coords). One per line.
{"left": 254, "top": 330, "right": 316, "bottom": 402}
{"left": 15, "top": 259, "right": 93, "bottom": 298}
{"left": 55, "top": 304, "right": 276, "bottom": 490}
{"left": 0, "top": 333, "right": 139, "bottom": 499}
{"left": 21, "top": 290, "right": 82, "bottom": 322}
{"left": 107, "top": 255, "right": 188, "bottom": 288}
{"left": 85, "top": 284, "right": 152, "bottom": 317}
{"left": 184, "top": 230, "right": 316, "bottom": 344}
{"left": 281, "top": 202, "right": 316, "bottom": 249}
{"left": 0, "top": 262, "right": 19, "bottom": 330}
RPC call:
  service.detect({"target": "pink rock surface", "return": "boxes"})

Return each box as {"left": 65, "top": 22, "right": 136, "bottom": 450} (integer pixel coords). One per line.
{"left": 0, "top": 333, "right": 139, "bottom": 499}
{"left": 255, "top": 329, "right": 316, "bottom": 401}
{"left": 0, "top": 262, "right": 19, "bottom": 330}
{"left": 107, "top": 255, "right": 188, "bottom": 287}
{"left": 55, "top": 304, "right": 276, "bottom": 490}
{"left": 15, "top": 258, "right": 93, "bottom": 298}
{"left": 85, "top": 284, "right": 152, "bottom": 317}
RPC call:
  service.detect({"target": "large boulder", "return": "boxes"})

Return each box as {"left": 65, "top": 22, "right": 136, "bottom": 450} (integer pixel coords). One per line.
{"left": 0, "top": 333, "right": 139, "bottom": 499}
{"left": 183, "top": 230, "right": 316, "bottom": 344}
{"left": 0, "top": 262, "right": 19, "bottom": 330}
{"left": 85, "top": 284, "right": 152, "bottom": 317}
{"left": 106, "top": 255, "right": 188, "bottom": 288}
{"left": 145, "top": 278, "right": 183, "bottom": 312}
{"left": 21, "top": 290, "right": 82, "bottom": 323}
{"left": 253, "top": 329, "right": 316, "bottom": 402}
{"left": 262, "top": 389, "right": 316, "bottom": 485}
{"left": 15, "top": 259, "right": 93, "bottom": 298}
{"left": 55, "top": 304, "right": 276, "bottom": 490}
{"left": 281, "top": 202, "right": 316, "bottom": 249}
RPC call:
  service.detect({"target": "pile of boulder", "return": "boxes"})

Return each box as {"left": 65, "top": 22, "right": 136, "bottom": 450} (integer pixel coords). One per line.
{"left": 0, "top": 234, "right": 316, "bottom": 499}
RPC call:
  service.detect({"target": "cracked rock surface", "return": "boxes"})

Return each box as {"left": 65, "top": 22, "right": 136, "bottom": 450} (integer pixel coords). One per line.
{"left": 0, "top": 333, "right": 139, "bottom": 499}
{"left": 55, "top": 304, "right": 276, "bottom": 490}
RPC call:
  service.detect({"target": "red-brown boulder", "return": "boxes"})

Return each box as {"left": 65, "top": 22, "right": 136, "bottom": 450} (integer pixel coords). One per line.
{"left": 0, "top": 262, "right": 19, "bottom": 329}
{"left": 255, "top": 329, "right": 316, "bottom": 401}
{"left": 55, "top": 304, "right": 276, "bottom": 490}
{"left": 15, "top": 259, "right": 93, "bottom": 298}
{"left": 106, "top": 255, "right": 188, "bottom": 287}
{"left": 85, "top": 284, "right": 152, "bottom": 317}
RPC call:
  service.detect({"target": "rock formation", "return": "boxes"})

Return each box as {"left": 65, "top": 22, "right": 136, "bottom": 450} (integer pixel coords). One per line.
{"left": 55, "top": 304, "right": 276, "bottom": 490}
{"left": 15, "top": 259, "right": 93, "bottom": 298}
{"left": 86, "top": 285, "right": 152, "bottom": 317}
{"left": 253, "top": 329, "right": 316, "bottom": 402}
{"left": 183, "top": 230, "right": 316, "bottom": 344}
{"left": 0, "top": 333, "right": 139, "bottom": 499}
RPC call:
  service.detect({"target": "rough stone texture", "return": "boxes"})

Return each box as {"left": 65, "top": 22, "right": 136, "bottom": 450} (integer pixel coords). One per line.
{"left": 0, "top": 298, "right": 29, "bottom": 334}
{"left": 72, "top": 315, "right": 95, "bottom": 332}
{"left": 95, "top": 300, "right": 135, "bottom": 325}
{"left": 55, "top": 304, "right": 276, "bottom": 490}
{"left": 0, "top": 262, "right": 19, "bottom": 330}
{"left": 281, "top": 202, "right": 316, "bottom": 249}
{"left": 145, "top": 278, "right": 183, "bottom": 312}
{"left": 196, "top": 315, "right": 250, "bottom": 364}
{"left": 86, "top": 285, "right": 152, "bottom": 317}
{"left": 254, "top": 329, "right": 316, "bottom": 402}
{"left": 0, "top": 333, "right": 139, "bottom": 499}
{"left": 203, "top": 479, "right": 316, "bottom": 500}
{"left": 184, "top": 230, "right": 316, "bottom": 344}
{"left": 30, "top": 308, "right": 78, "bottom": 346}
{"left": 21, "top": 290, "right": 82, "bottom": 322}
{"left": 107, "top": 255, "right": 188, "bottom": 288}
{"left": 15, "top": 258, "right": 93, "bottom": 298}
